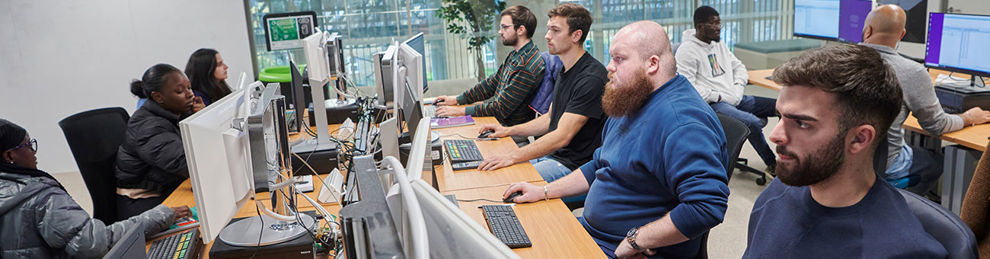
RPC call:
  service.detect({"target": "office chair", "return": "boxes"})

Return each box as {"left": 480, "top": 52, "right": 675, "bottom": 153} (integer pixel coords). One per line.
{"left": 717, "top": 114, "right": 751, "bottom": 184}
{"left": 58, "top": 107, "right": 130, "bottom": 224}
{"left": 682, "top": 115, "right": 750, "bottom": 259}
{"left": 877, "top": 135, "right": 922, "bottom": 189}
{"left": 898, "top": 188, "right": 978, "bottom": 259}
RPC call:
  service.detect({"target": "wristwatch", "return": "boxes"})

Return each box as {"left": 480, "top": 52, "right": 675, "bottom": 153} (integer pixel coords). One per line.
{"left": 626, "top": 226, "right": 645, "bottom": 251}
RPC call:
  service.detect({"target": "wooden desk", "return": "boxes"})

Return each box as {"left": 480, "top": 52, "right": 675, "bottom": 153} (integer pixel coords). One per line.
{"left": 444, "top": 183, "right": 605, "bottom": 258}
{"left": 430, "top": 116, "right": 545, "bottom": 192}
{"left": 747, "top": 69, "right": 780, "bottom": 91}
{"left": 151, "top": 113, "right": 603, "bottom": 258}
{"left": 150, "top": 173, "right": 338, "bottom": 257}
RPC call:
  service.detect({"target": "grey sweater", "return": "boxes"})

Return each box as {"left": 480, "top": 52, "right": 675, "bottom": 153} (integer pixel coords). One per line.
{"left": 861, "top": 43, "right": 963, "bottom": 165}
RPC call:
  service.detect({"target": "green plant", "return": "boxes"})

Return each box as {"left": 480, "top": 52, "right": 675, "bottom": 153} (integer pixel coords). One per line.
{"left": 436, "top": 0, "right": 505, "bottom": 81}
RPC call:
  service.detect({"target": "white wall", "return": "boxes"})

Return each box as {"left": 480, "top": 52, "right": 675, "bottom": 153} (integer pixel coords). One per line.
{"left": 0, "top": 0, "right": 253, "bottom": 174}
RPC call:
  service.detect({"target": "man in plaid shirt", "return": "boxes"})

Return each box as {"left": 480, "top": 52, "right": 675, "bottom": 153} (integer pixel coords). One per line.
{"left": 435, "top": 5, "right": 546, "bottom": 127}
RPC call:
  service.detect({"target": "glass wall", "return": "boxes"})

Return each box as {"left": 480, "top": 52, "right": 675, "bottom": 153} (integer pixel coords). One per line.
{"left": 571, "top": 0, "right": 795, "bottom": 65}
{"left": 247, "top": 0, "right": 501, "bottom": 87}
{"left": 246, "top": 0, "right": 795, "bottom": 87}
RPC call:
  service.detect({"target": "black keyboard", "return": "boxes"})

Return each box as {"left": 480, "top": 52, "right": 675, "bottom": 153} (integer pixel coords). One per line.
{"left": 480, "top": 205, "right": 532, "bottom": 248}
{"left": 444, "top": 139, "right": 484, "bottom": 163}
{"left": 148, "top": 228, "right": 201, "bottom": 259}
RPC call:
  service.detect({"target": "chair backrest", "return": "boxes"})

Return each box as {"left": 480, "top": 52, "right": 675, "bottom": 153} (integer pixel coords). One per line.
{"left": 717, "top": 114, "right": 750, "bottom": 183}
{"left": 58, "top": 107, "right": 130, "bottom": 223}
{"left": 528, "top": 52, "right": 562, "bottom": 115}
{"left": 898, "top": 188, "right": 979, "bottom": 259}
{"left": 687, "top": 114, "right": 748, "bottom": 259}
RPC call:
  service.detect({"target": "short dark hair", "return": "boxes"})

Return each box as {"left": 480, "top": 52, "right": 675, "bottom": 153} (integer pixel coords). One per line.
{"left": 548, "top": 3, "right": 593, "bottom": 44}
{"left": 694, "top": 6, "right": 719, "bottom": 27}
{"left": 501, "top": 5, "right": 537, "bottom": 39}
{"left": 773, "top": 44, "right": 903, "bottom": 145}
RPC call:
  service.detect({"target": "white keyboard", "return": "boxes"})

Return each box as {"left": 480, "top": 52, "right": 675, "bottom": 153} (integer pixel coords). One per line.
{"left": 423, "top": 105, "right": 437, "bottom": 118}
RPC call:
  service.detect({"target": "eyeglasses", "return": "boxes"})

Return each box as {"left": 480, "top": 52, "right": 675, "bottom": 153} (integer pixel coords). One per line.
{"left": 7, "top": 139, "right": 37, "bottom": 153}
{"left": 499, "top": 24, "right": 515, "bottom": 31}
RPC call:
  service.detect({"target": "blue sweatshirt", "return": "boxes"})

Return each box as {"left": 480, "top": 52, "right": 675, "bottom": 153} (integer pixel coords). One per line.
{"left": 744, "top": 178, "right": 948, "bottom": 258}
{"left": 578, "top": 75, "right": 730, "bottom": 258}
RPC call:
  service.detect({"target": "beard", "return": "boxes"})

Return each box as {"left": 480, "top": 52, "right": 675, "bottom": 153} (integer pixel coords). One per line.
{"left": 502, "top": 34, "right": 517, "bottom": 46}
{"left": 775, "top": 131, "right": 846, "bottom": 186}
{"left": 602, "top": 69, "right": 653, "bottom": 117}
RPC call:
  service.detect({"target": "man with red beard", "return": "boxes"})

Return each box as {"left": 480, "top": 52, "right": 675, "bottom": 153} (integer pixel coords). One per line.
{"left": 503, "top": 21, "right": 729, "bottom": 259}
{"left": 743, "top": 45, "right": 949, "bottom": 258}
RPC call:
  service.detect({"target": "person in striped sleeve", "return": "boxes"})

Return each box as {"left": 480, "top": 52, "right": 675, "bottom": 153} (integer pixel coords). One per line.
{"left": 434, "top": 5, "right": 545, "bottom": 127}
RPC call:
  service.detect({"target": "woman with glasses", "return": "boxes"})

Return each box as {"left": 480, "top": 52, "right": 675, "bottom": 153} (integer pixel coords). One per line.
{"left": 0, "top": 119, "right": 191, "bottom": 258}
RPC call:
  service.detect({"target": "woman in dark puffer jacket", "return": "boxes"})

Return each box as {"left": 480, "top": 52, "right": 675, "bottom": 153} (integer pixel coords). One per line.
{"left": 0, "top": 119, "right": 190, "bottom": 258}
{"left": 115, "top": 63, "right": 203, "bottom": 219}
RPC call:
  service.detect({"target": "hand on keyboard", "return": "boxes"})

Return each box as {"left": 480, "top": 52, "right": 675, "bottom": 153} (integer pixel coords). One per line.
{"left": 170, "top": 206, "right": 191, "bottom": 220}
{"left": 436, "top": 106, "right": 466, "bottom": 117}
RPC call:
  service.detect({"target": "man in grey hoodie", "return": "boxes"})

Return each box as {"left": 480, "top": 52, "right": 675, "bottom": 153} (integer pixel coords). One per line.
{"left": 676, "top": 6, "right": 778, "bottom": 174}
{"left": 0, "top": 119, "right": 190, "bottom": 258}
{"left": 860, "top": 5, "right": 990, "bottom": 196}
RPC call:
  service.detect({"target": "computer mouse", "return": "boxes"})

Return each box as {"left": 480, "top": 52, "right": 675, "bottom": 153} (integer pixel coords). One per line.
{"left": 504, "top": 191, "right": 523, "bottom": 203}
{"left": 478, "top": 129, "right": 495, "bottom": 138}
{"left": 433, "top": 98, "right": 442, "bottom": 106}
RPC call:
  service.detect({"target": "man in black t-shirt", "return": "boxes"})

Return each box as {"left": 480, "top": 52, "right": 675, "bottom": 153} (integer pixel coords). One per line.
{"left": 478, "top": 3, "right": 607, "bottom": 185}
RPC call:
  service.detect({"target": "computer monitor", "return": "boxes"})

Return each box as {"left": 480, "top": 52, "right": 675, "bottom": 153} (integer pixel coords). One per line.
{"left": 397, "top": 39, "right": 425, "bottom": 105}
{"left": 340, "top": 155, "right": 405, "bottom": 259}
{"left": 288, "top": 60, "right": 306, "bottom": 133}
{"left": 411, "top": 179, "right": 519, "bottom": 258}
{"left": 793, "top": 0, "right": 840, "bottom": 40}
{"left": 402, "top": 33, "right": 428, "bottom": 92}
{"left": 878, "top": 0, "right": 928, "bottom": 44}
{"left": 179, "top": 86, "right": 257, "bottom": 244}
{"left": 399, "top": 79, "right": 425, "bottom": 140}
{"left": 301, "top": 30, "right": 334, "bottom": 147}
{"left": 375, "top": 45, "right": 398, "bottom": 106}
{"left": 104, "top": 227, "right": 146, "bottom": 259}
{"left": 924, "top": 13, "right": 990, "bottom": 79}
{"left": 383, "top": 168, "right": 518, "bottom": 258}
{"left": 837, "top": 0, "right": 872, "bottom": 43}
{"left": 263, "top": 11, "right": 318, "bottom": 51}
{"left": 182, "top": 83, "right": 317, "bottom": 245}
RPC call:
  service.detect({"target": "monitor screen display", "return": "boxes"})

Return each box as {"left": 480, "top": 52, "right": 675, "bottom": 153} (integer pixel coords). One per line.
{"left": 263, "top": 11, "right": 318, "bottom": 51}
{"left": 794, "top": 0, "right": 840, "bottom": 40}
{"left": 924, "top": 13, "right": 990, "bottom": 77}
{"left": 837, "top": 0, "right": 872, "bottom": 43}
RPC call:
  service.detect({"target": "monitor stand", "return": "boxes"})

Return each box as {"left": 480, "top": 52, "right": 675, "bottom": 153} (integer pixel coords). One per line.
{"left": 217, "top": 214, "right": 316, "bottom": 246}
{"left": 289, "top": 78, "right": 340, "bottom": 175}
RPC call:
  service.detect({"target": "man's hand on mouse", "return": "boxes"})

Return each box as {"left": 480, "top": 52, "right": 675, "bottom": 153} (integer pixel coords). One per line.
{"left": 477, "top": 124, "right": 510, "bottom": 138}
{"left": 502, "top": 182, "right": 546, "bottom": 203}
{"left": 434, "top": 95, "right": 458, "bottom": 106}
